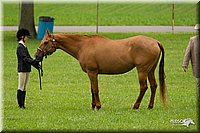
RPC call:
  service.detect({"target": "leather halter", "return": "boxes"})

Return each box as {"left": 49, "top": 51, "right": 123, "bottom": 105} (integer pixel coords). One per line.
{"left": 37, "top": 34, "right": 57, "bottom": 56}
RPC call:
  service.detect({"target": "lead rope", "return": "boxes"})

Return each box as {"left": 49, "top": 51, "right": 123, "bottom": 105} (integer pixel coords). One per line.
{"left": 38, "top": 61, "right": 43, "bottom": 90}
{"left": 41, "top": 61, "right": 43, "bottom": 76}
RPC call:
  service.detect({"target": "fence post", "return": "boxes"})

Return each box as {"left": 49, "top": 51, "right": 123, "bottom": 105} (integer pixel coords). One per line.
{"left": 172, "top": 0, "right": 174, "bottom": 33}
{"left": 96, "top": 0, "right": 99, "bottom": 33}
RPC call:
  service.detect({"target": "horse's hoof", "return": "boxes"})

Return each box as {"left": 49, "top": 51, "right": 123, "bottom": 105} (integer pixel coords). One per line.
{"left": 96, "top": 105, "right": 101, "bottom": 110}
{"left": 133, "top": 106, "right": 139, "bottom": 109}
{"left": 92, "top": 104, "right": 96, "bottom": 110}
{"left": 133, "top": 103, "right": 140, "bottom": 109}
{"left": 148, "top": 105, "right": 153, "bottom": 109}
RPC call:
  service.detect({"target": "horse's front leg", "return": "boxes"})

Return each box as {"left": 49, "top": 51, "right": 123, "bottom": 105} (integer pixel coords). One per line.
{"left": 87, "top": 70, "right": 101, "bottom": 110}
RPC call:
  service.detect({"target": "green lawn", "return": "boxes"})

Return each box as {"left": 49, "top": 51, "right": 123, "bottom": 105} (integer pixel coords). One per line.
{"left": 3, "top": 31, "right": 198, "bottom": 131}
{"left": 3, "top": 2, "right": 197, "bottom": 26}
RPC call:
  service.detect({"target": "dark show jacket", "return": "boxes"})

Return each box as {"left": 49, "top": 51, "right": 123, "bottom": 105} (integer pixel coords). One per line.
{"left": 16, "top": 43, "right": 35, "bottom": 72}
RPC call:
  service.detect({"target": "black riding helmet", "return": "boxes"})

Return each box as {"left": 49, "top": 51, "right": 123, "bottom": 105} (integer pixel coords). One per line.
{"left": 16, "top": 28, "right": 31, "bottom": 41}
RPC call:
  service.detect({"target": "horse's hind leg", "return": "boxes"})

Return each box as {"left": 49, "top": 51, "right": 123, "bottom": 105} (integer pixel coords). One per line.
{"left": 133, "top": 72, "right": 148, "bottom": 109}
{"left": 87, "top": 70, "right": 101, "bottom": 110}
{"left": 148, "top": 71, "right": 157, "bottom": 109}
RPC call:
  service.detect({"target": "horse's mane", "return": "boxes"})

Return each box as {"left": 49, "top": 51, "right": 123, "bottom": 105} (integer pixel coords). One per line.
{"left": 60, "top": 33, "right": 108, "bottom": 41}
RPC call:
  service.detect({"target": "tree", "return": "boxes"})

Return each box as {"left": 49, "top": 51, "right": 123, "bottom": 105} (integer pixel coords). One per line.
{"left": 19, "top": 0, "right": 37, "bottom": 38}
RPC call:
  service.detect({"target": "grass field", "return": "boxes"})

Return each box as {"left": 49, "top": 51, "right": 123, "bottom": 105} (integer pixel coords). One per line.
{"left": 3, "top": 31, "right": 198, "bottom": 131}
{"left": 3, "top": 2, "right": 197, "bottom": 26}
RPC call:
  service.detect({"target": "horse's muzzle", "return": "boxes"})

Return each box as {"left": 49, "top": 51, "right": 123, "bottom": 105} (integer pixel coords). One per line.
{"left": 35, "top": 51, "right": 44, "bottom": 62}
{"left": 35, "top": 55, "right": 43, "bottom": 62}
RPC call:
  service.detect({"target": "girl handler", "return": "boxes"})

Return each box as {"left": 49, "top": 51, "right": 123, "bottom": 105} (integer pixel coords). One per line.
{"left": 16, "top": 28, "right": 40, "bottom": 109}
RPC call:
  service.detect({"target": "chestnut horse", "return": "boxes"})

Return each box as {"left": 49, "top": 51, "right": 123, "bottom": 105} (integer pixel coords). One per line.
{"left": 35, "top": 29, "right": 166, "bottom": 110}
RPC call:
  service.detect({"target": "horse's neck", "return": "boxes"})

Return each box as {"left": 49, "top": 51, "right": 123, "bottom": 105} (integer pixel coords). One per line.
{"left": 55, "top": 34, "right": 84, "bottom": 59}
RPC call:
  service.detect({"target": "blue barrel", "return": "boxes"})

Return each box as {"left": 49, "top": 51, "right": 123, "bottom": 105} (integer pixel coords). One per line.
{"left": 37, "top": 16, "right": 54, "bottom": 40}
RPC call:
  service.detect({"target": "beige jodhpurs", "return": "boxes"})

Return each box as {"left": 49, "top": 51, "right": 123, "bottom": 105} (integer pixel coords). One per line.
{"left": 18, "top": 72, "right": 30, "bottom": 91}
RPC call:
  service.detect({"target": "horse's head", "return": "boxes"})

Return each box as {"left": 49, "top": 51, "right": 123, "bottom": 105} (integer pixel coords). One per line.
{"left": 35, "top": 29, "right": 57, "bottom": 62}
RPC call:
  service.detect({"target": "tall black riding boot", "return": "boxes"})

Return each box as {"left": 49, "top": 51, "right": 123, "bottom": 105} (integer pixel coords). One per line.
{"left": 21, "top": 91, "right": 26, "bottom": 109}
{"left": 17, "top": 90, "right": 24, "bottom": 108}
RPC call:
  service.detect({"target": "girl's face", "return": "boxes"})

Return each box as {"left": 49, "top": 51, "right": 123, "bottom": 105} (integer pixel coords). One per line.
{"left": 24, "top": 35, "right": 29, "bottom": 41}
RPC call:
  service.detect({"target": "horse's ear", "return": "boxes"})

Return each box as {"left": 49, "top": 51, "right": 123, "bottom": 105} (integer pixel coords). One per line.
{"left": 46, "top": 28, "right": 51, "bottom": 37}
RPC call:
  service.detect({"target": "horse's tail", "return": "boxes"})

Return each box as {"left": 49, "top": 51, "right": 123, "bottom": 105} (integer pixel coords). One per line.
{"left": 157, "top": 42, "right": 166, "bottom": 107}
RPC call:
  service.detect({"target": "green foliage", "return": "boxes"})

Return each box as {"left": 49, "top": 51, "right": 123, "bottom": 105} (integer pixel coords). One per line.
{"left": 3, "top": 32, "right": 197, "bottom": 131}
{"left": 3, "top": 3, "right": 197, "bottom": 26}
